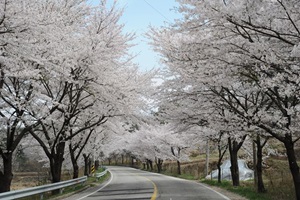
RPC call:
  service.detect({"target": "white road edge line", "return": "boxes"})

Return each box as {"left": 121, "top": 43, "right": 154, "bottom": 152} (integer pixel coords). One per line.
{"left": 195, "top": 182, "right": 231, "bottom": 200}
{"left": 137, "top": 169, "right": 230, "bottom": 200}
{"left": 76, "top": 170, "right": 114, "bottom": 200}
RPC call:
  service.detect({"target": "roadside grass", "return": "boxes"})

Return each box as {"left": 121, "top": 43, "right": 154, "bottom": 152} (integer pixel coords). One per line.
{"left": 159, "top": 156, "right": 296, "bottom": 200}
{"left": 161, "top": 171, "right": 197, "bottom": 180}
{"left": 202, "top": 179, "right": 271, "bottom": 200}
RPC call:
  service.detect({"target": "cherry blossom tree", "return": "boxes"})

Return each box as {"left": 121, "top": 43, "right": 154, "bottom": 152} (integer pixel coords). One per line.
{"left": 150, "top": 0, "right": 300, "bottom": 197}
{"left": 0, "top": 0, "right": 154, "bottom": 193}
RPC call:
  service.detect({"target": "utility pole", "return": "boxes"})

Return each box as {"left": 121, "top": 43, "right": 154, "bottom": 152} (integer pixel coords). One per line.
{"left": 205, "top": 140, "right": 210, "bottom": 176}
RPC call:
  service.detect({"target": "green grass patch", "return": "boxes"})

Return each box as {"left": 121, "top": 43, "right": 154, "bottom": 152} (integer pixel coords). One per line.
{"left": 202, "top": 179, "right": 271, "bottom": 200}
{"left": 161, "top": 170, "right": 198, "bottom": 180}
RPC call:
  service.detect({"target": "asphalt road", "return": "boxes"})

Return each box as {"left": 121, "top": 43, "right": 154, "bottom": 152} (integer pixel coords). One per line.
{"left": 64, "top": 166, "right": 230, "bottom": 200}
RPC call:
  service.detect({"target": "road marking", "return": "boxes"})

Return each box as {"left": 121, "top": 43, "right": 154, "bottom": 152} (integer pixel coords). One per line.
{"left": 142, "top": 176, "right": 158, "bottom": 200}
{"left": 141, "top": 170, "right": 230, "bottom": 200}
{"left": 76, "top": 170, "right": 113, "bottom": 200}
{"left": 150, "top": 179, "right": 158, "bottom": 200}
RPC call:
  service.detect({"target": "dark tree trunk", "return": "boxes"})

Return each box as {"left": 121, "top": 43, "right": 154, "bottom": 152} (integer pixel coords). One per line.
{"left": 122, "top": 155, "right": 124, "bottom": 165}
{"left": 108, "top": 158, "right": 111, "bottom": 165}
{"left": 88, "top": 158, "right": 92, "bottom": 175}
{"left": 73, "top": 163, "right": 79, "bottom": 179}
{"left": 255, "top": 135, "right": 266, "bottom": 193}
{"left": 146, "top": 160, "right": 150, "bottom": 170}
{"left": 229, "top": 146, "right": 239, "bottom": 187}
{"left": 147, "top": 159, "right": 153, "bottom": 171}
{"left": 216, "top": 132, "right": 228, "bottom": 183}
{"left": 155, "top": 158, "right": 163, "bottom": 173}
{"left": 69, "top": 144, "right": 79, "bottom": 179}
{"left": 50, "top": 140, "right": 65, "bottom": 195}
{"left": 83, "top": 154, "right": 90, "bottom": 176}
{"left": 171, "top": 147, "right": 182, "bottom": 175}
{"left": 177, "top": 160, "right": 181, "bottom": 175}
{"left": 51, "top": 142, "right": 65, "bottom": 183}
{"left": 95, "top": 160, "right": 99, "bottom": 170}
{"left": 228, "top": 136, "right": 246, "bottom": 187}
{"left": 0, "top": 153, "right": 13, "bottom": 193}
{"left": 69, "top": 129, "right": 95, "bottom": 179}
{"left": 284, "top": 136, "right": 300, "bottom": 200}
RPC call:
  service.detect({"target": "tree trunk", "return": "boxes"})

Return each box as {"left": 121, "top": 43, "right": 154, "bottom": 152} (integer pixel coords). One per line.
{"left": 83, "top": 154, "right": 90, "bottom": 176}
{"left": 147, "top": 159, "right": 153, "bottom": 171}
{"left": 217, "top": 161, "right": 222, "bottom": 183}
{"left": 205, "top": 141, "right": 210, "bottom": 177}
{"left": 72, "top": 163, "right": 79, "bottom": 179}
{"left": 0, "top": 153, "right": 13, "bottom": 193}
{"left": 284, "top": 137, "right": 300, "bottom": 200}
{"left": 155, "top": 158, "right": 163, "bottom": 173}
{"left": 146, "top": 160, "right": 149, "bottom": 170}
{"left": 256, "top": 136, "right": 266, "bottom": 193}
{"left": 177, "top": 160, "right": 181, "bottom": 175}
{"left": 88, "top": 158, "right": 92, "bottom": 175}
{"left": 228, "top": 138, "right": 240, "bottom": 186}
{"left": 95, "top": 160, "right": 99, "bottom": 170}
{"left": 69, "top": 144, "right": 79, "bottom": 179}
{"left": 50, "top": 140, "right": 65, "bottom": 195}
{"left": 217, "top": 136, "right": 227, "bottom": 183}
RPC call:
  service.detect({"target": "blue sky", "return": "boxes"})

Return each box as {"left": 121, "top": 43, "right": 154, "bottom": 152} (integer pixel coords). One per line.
{"left": 93, "top": 0, "right": 182, "bottom": 71}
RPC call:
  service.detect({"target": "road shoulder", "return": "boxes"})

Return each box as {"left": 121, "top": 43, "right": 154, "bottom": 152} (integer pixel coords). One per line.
{"left": 200, "top": 182, "right": 248, "bottom": 200}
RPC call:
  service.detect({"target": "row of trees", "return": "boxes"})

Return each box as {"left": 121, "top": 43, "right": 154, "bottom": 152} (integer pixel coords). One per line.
{"left": 0, "top": 0, "right": 152, "bottom": 193}
{"left": 144, "top": 0, "right": 300, "bottom": 198}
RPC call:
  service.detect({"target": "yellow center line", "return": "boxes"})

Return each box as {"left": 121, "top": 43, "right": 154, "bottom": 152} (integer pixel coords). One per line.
{"left": 149, "top": 178, "right": 158, "bottom": 200}
{"left": 136, "top": 174, "right": 158, "bottom": 200}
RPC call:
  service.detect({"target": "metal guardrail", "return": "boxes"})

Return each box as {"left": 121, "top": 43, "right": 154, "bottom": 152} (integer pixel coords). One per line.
{"left": 0, "top": 176, "right": 87, "bottom": 200}
{"left": 95, "top": 168, "right": 108, "bottom": 181}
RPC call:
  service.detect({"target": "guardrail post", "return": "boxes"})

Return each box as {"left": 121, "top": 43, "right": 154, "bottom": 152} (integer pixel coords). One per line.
{"left": 59, "top": 188, "right": 64, "bottom": 194}
{"left": 40, "top": 193, "right": 44, "bottom": 200}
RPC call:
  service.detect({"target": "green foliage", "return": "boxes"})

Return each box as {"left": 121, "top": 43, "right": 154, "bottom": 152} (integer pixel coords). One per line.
{"left": 202, "top": 179, "right": 271, "bottom": 200}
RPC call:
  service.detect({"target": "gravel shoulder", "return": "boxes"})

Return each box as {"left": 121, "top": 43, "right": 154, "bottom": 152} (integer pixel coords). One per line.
{"left": 201, "top": 183, "right": 248, "bottom": 200}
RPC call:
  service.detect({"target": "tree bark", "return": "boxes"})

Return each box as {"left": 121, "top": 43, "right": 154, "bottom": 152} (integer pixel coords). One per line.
{"left": 0, "top": 153, "right": 13, "bottom": 193}
{"left": 155, "top": 158, "right": 163, "bottom": 173}
{"left": 95, "top": 160, "right": 99, "bottom": 170}
{"left": 50, "top": 140, "right": 65, "bottom": 195}
{"left": 228, "top": 136, "right": 246, "bottom": 187}
{"left": 146, "top": 160, "right": 149, "bottom": 170}
{"left": 147, "top": 159, "right": 153, "bottom": 171}
{"left": 284, "top": 136, "right": 300, "bottom": 200}
{"left": 69, "top": 144, "right": 79, "bottom": 179}
{"left": 177, "top": 160, "right": 181, "bottom": 175}
{"left": 216, "top": 132, "right": 228, "bottom": 183}
{"left": 72, "top": 163, "right": 79, "bottom": 179}
{"left": 83, "top": 154, "right": 90, "bottom": 176}
{"left": 229, "top": 146, "right": 239, "bottom": 187}
{"left": 255, "top": 135, "right": 266, "bottom": 193}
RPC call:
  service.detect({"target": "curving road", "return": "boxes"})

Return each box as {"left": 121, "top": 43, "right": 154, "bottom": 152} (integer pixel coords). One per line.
{"left": 64, "top": 166, "right": 230, "bottom": 200}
